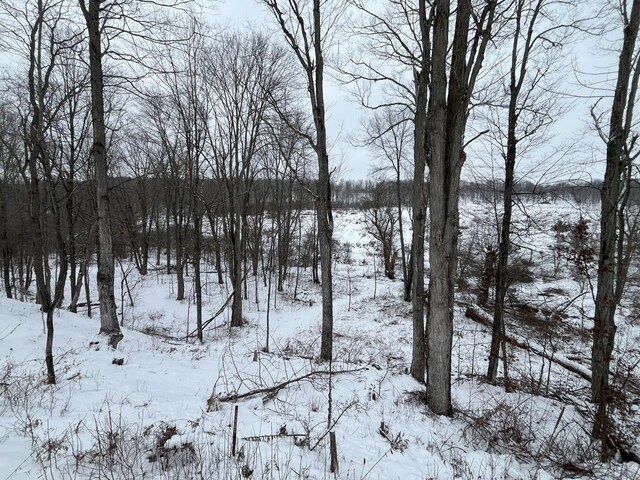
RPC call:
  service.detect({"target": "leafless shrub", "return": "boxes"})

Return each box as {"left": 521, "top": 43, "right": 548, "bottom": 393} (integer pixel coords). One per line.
{"left": 466, "top": 398, "right": 538, "bottom": 457}
{"left": 18, "top": 401, "right": 271, "bottom": 480}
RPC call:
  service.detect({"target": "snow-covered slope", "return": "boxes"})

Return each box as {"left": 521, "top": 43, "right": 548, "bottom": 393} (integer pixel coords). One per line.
{"left": 1, "top": 200, "right": 638, "bottom": 479}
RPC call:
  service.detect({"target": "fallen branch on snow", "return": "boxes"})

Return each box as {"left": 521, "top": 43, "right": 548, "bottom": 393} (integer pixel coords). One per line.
{"left": 464, "top": 305, "right": 592, "bottom": 382}
{"left": 212, "top": 367, "right": 367, "bottom": 403}
{"left": 186, "top": 292, "right": 234, "bottom": 339}
{"left": 465, "top": 304, "right": 640, "bottom": 466}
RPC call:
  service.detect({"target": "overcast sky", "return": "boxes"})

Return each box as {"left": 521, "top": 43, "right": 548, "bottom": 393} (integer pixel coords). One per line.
{"left": 213, "top": 0, "right": 375, "bottom": 181}
{"left": 212, "top": 0, "right": 612, "bottom": 184}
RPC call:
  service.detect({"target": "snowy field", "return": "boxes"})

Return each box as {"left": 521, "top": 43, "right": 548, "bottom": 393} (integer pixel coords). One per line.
{"left": 2, "top": 198, "right": 640, "bottom": 479}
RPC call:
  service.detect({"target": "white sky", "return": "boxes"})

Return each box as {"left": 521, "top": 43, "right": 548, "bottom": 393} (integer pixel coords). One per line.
{"left": 212, "top": 1, "right": 618, "bottom": 185}
{"left": 213, "top": 0, "right": 374, "bottom": 181}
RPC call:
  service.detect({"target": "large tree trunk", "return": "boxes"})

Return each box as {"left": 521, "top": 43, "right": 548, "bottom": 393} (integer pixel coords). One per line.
{"left": 592, "top": 0, "right": 640, "bottom": 455}
{"left": 424, "top": 0, "right": 451, "bottom": 413}
{"left": 426, "top": 0, "right": 479, "bottom": 415}
{"left": 81, "top": 0, "right": 123, "bottom": 348}
{"left": 424, "top": 0, "right": 496, "bottom": 416}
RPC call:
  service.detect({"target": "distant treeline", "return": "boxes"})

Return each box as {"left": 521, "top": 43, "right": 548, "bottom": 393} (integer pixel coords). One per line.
{"left": 331, "top": 178, "right": 610, "bottom": 208}
{"left": 0, "top": 172, "right": 628, "bottom": 316}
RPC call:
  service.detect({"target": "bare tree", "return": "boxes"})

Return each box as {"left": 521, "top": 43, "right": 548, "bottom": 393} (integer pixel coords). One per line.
{"left": 152, "top": 16, "right": 210, "bottom": 339}
{"left": 485, "top": 0, "right": 576, "bottom": 386}
{"left": 363, "top": 107, "right": 412, "bottom": 298}
{"left": 0, "top": 102, "right": 23, "bottom": 300}
{"left": 203, "top": 31, "right": 287, "bottom": 328}
{"left": 590, "top": 0, "right": 640, "bottom": 456}
{"left": 52, "top": 50, "right": 92, "bottom": 313}
{"left": 425, "top": 0, "right": 497, "bottom": 414}
{"left": 78, "top": 0, "right": 123, "bottom": 347}
{"left": 263, "top": 117, "right": 308, "bottom": 293}
{"left": 0, "top": 0, "right": 83, "bottom": 383}
{"left": 261, "top": 0, "right": 345, "bottom": 360}
{"left": 364, "top": 180, "right": 399, "bottom": 280}
{"left": 113, "top": 131, "right": 160, "bottom": 276}
{"left": 341, "top": 0, "right": 432, "bottom": 381}
{"left": 77, "top": 0, "right": 192, "bottom": 346}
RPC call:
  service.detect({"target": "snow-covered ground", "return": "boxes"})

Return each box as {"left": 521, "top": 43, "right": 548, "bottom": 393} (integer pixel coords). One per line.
{"left": 1, "top": 198, "right": 639, "bottom": 479}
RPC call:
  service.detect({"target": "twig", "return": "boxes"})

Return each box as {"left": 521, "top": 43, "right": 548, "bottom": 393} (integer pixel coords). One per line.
{"left": 309, "top": 399, "right": 359, "bottom": 451}
{"left": 185, "top": 292, "right": 234, "bottom": 339}
{"left": 536, "top": 405, "right": 566, "bottom": 461}
{"left": 0, "top": 323, "right": 19, "bottom": 341}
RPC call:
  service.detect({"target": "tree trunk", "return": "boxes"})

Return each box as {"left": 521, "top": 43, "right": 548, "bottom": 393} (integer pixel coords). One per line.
{"left": 66, "top": 178, "right": 77, "bottom": 307}
{"left": 213, "top": 217, "right": 224, "bottom": 284}
{"left": 192, "top": 183, "right": 203, "bottom": 341}
{"left": 165, "top": 197, "right": 171, "bottom": 274}
{"left": 175, "top": 218, "right": 185, "bottom": 300}
{"left": 312, "top": 209, "right": 320, "bottom": 284}
{"left": 592, "top": 0, "right": 640, "bottom": 455}
{"left": 423, "top": 0, "right": 496, "bottom": 416}
{"left": 194, "top": 220, "right": 202, "bottom": 341}
{"left": 84, "top": 258, "right": 92, "bottom": 318}
{"left": 409, "top": 0, "right": 430, "bottom": 383}
{"left": 231, "top": 207, "right": 244, "bottom": 327}
{"left": 0, "top": 189, "right": 11, "bottom": 299}
{"left": 397, "top": 168, "right": 410, "bottom": 302}
{"left": 313, "top": 2, "right": 334, "bottom": 360}
{"left": 488, "top": 121, "right": 516, "bottom": 384}
{"left": 80, "top": 0, "right": 122, "bottom": 348}
{"left": 487, "top": 0, "right": 543, "bottom": 389}
{"left": 426, "top": 0, "right": 465, "bottom": 415}
{"left": 477, "top": 246, "right": 495, "bottom": 308}
{"left": 25, "top": 0, "right": 55, "bottom": 382}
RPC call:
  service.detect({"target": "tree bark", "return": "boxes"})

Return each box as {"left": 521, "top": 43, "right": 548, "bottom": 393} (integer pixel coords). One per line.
{"left": 80, "top": 0, "right": 123, "bottom": 348}
{"left": 592, "top": 0, "right": 640, "bottom": 454}
{"left": 409, "top": 0, "right": 430, "bottom": 383}
{"left": 397, "top": 167, "right": 411, "bottom": 302}
{"left": 426, "top": 0, "right": 496, "bottom": 415}
{"left": 311, "top": 0, "right": 334, "bottom": 362}
{"left": 0, "top": 187, "right": 11, "bottom": 299}
{"left": 230, "top": 206, "right": 244, "bottom": 327}
{"left": 424, "top": 0, "right": 452, "bottom": 414}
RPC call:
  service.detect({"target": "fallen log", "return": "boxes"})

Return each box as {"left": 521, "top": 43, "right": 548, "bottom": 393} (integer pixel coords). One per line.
{"left": 464, "top": 305, "right": 592, "bottom": 383}
{"left": 466, "top": 306, "right": 640, "bottom": 466}
{"left": 467, "top": 303, "right": 640, "bottom": 391}
{"left": 75, "top": 301, "right": 100, "bottom": 309}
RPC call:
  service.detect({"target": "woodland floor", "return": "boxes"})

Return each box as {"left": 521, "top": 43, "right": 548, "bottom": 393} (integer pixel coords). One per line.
{"left": 2, "top": 199, "right": 640, "bottom": 479}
